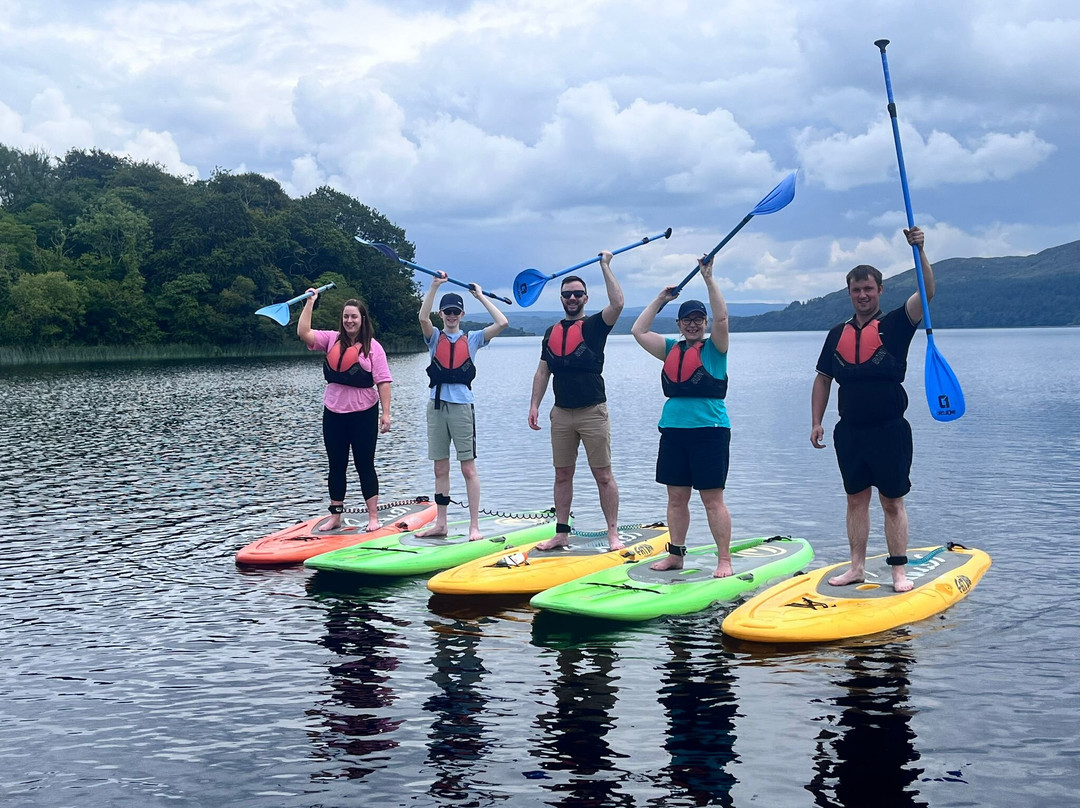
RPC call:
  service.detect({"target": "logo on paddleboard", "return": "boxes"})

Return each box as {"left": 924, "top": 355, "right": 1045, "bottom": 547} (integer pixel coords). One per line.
{"left": 955, "top": 574, "right": 971, "bottom": 593}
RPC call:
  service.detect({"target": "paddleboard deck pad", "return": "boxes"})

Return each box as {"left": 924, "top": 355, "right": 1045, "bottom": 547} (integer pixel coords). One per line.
{"left": 721, "top": 543, "right": 991, "bottom": 643}
{"left": 426, "top": 522, "right": 671, "bottom": 596}
{"left": 303, "top": 513, "right": 557, "bottom": 576}
{"left": 531, "top": 536, "right": 814, "bottom": 621}
{"left": 235, "top": 498, "right": 437, "bottom": 565}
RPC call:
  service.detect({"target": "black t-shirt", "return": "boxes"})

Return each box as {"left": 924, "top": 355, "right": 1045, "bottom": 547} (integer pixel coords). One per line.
{"left": 541, "top": 312, "right": 614, "bottom": 409}
{"left": 816, "top": 305, "right": 918, "bottom": 425}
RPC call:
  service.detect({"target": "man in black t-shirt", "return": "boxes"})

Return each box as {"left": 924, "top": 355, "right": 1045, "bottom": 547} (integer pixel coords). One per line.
{"left": 528, "top": 250, "right": 624, "bottom": 551}
{"left": 810, "top": 227, "right": 935, "bottom": 592}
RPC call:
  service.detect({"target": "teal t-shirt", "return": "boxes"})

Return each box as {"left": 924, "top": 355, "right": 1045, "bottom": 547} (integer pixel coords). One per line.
{"left": 657, "top": 337, "right": 730, "bottom": 429}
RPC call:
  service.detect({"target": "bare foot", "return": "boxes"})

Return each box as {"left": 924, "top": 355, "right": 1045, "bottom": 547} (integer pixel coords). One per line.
{"left": 365, "top": 519, "right": 381, "bottom": 532}
{"left": 892, "top": 567, "right": 913, "bottom": 592}
{"left": 415, "top": 524, "right": 448, "bottom": 538}
{"left": 713, "top": 558, "right": 733, "bottom": 578}
{"left": 828, "top": 567, "right": 864, "bottom": 586}
{"left": 467, "top": 527, "right": 484, "bottom": 541}
{"left": 322, "top": 517, "right": 341, "bottom": 532}
{"left": 607, "top": 535, "right": 626, "bottom": 551}
{"left": 650, "top": 554, "right": 684, "bottom": 572}
{"left": 534, "top": 535, "right": 570, "bottom": 551}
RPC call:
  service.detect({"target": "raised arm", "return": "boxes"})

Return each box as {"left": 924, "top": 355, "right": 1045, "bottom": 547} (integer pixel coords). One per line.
{"left": 632, "top": 287, "right": 678, "bottom": 360}
{"left": 470, "top": 283, "right": 509, "bottom": 342}
{"left": 903, "top": 226, "right": 935, "bottom": 325}
{"left": 419, "top": 273, "right": 448, "bottom": 341}
{"left": 701, "top": 256, "right": 729, "bottom": 353}
{"left": 297, "top": 287, "right": 319, "bottom": 347}
{"left": 598, "top": 250, "right": 625, "bottom": 327}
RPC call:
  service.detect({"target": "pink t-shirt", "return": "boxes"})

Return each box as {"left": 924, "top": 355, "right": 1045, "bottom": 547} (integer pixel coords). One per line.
{"left": 309, "top": 330, "right": 393, "bottom": 413}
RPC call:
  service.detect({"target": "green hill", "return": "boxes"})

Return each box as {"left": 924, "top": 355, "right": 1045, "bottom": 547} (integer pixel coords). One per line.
{"left": 732, "top": 241, "right": 1080, "bottom": 331}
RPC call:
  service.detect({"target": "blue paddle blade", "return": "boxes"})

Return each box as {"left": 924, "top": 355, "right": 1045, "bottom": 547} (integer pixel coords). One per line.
{"left": 925, "top": 343, "right": 965, "bottom": 421}
{"left": 750, "top": 170, "right": 797, "bottom": 216}
{"left": 255, "top": 302, "right": 291, "bottom": 326}
{"left": 371, "top": 242, "right": 400, "bottom": 261}
{"left": 513, "top": 268, "right": 550, "bottom": 307}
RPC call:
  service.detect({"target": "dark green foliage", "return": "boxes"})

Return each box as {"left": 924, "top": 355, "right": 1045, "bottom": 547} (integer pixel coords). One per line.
{"left": 0, "top": 143, "right": 426, "bottom": 350}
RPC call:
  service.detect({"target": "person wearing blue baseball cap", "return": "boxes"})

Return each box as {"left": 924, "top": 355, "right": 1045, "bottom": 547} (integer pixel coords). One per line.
{"left": 631, "top": 254, "right": 733, "bottom": 578}
{"left": 416, "top": 272, "right": 509, "bottom": 540}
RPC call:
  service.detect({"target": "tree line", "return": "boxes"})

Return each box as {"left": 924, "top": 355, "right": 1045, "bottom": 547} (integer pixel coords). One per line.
{"left": 0, "top": 143, "right": 427, "bottom": 352}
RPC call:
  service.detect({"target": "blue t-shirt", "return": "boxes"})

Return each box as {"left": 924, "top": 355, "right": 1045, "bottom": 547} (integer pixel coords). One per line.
{"left": 426, "top": 329, "right": 488, "bottom": 405}
{"left": 658, "top": 337, "right": 730, "bottom": 429}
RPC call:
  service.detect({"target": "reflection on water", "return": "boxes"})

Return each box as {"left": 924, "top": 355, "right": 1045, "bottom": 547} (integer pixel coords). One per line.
{"left": 423, "top": 621, "right": 491, "bottom": 803}
{"left": 659, "top": 625, "right": 738, "bottom": 807}
{"left": 2, "top": 329, "right": 1079, "bottom": 807}
{"left": 807, "top": 644, "right": 924, "bottom": 808}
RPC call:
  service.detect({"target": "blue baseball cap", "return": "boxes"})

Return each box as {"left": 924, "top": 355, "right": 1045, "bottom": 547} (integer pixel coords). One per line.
{"left": 439, "top": 293, "right": 464, "bottom": 312}
{"left": 677, "top": 300, "right": 707, "bottom": 319}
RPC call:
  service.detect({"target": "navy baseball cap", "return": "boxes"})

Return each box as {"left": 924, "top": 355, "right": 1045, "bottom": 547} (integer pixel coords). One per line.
{"left": 677, "top": 299, "right": 707, "bottom": 319}
{"left": 439, "top": 293, "right": 465, "bottom": 312}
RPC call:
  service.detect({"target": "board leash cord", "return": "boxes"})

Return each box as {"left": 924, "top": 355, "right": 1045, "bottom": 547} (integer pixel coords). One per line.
{"left": 442, "top": 497, "right": 559, "bottom": 521}
{"left": 342, "top": 496, "right": 431, "bottom": 514}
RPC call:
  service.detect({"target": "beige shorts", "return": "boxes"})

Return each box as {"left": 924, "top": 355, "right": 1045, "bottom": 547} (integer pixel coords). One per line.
{"left": 549, "top": 403, "right": 611, "bottom": 468}
{"left": 427, "top": 400, "right": 476, "bottom": 461}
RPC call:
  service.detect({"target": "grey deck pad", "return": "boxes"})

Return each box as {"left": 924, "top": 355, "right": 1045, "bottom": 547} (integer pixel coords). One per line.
{"left": 626, "top": 540, "right": 803, "bottom": 585}
{"left": 814, "top": 547, "right": 968, "bottom": 599}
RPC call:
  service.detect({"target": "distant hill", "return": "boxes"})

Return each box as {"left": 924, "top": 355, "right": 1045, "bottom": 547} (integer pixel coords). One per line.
{"left": 501, "top": 302, "right": 786, "bottom": 336}
{"left": 731, "top": 240, "right": 1080, "bottom": 332}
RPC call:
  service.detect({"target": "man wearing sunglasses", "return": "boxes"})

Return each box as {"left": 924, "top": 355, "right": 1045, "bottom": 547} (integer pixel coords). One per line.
{"left": 528, "top": 249, "right": 625, "bottom": 551}
{"left": 417, "top": 273, "right": 509, "bottom": 541}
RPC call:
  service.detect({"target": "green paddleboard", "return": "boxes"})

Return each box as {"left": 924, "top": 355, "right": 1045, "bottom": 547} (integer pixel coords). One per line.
{"left": 530, "top": 535, "right": 813, "bottom": 621}
{"left": 304, "top": 513, "right": 556, "bottom": 576}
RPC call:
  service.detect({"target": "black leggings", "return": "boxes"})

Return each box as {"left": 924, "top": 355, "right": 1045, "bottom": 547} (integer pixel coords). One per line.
{"left": 322, "top": 406, "right": 380, "bottom": 503}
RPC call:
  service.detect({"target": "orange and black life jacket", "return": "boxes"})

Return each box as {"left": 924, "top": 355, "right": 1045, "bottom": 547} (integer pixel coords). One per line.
{"left": 661, "top": 340, "right": 728, "bottom": 399}
{"left": 543, "top": 319, "right": 603, "bottom": 375}
{"left": 323, "top": 341, "right": 374, "bottom": 388}
{"left": 426, "top": 333, "right": 476, "bottom": 408}
{"left": 830, "top": 314, "right": 906, "bottom": 385}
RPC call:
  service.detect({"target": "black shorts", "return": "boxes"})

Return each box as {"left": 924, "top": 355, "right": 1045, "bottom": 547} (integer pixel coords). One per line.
{"left": 833, "top": 417, "right": 912, "bottom": 498}
{"left": 656, "top": 426, "right": 730, "bottom": 490}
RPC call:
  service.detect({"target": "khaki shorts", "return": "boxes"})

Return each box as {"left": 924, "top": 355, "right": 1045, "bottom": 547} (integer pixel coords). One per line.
{"left": 427, "top": 400, "right": 476, "bottom": 461}
{"left": 549, "top": 403, "right": 611, "bottom": 468}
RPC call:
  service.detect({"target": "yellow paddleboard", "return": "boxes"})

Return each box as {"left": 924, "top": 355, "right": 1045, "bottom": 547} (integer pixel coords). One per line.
{"left": 427, "top": 523, "right": 670, "bottom": 596}
{"left": 721, "top": 544, "right": 991, "bottom": 643}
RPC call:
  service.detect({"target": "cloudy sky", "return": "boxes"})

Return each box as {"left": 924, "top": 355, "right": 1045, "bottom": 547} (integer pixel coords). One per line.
{"left": 2, "top": 0, "right": 1077, "bottom": 308}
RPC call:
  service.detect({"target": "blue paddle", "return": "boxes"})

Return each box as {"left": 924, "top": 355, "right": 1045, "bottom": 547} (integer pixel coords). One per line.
{"left": 255, "top": 282, "right": 336, "bottom": 326}
{"left": 673, "top": 171, "right": 797, "bottom": 293}
{"left": 512, "top": 228, "right": 672, "bottom": 307}
{"left": 355, "top": 236, "right": 513, "bottom": 305}
{"left": 876, "top": 39, "right": 965, "bottom": 422}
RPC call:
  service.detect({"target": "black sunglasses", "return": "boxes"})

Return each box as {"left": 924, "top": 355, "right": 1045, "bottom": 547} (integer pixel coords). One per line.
{"left": 561, "top": 290, "right": 586, "bottom": 299}
{"left": 441, "top": 308, "right": 463, "bottom": 316}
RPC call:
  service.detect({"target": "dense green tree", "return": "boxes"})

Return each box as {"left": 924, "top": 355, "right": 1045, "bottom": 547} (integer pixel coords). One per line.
{"left": 0, "top": 142, "right": 433, "bottom": 351}
{"left": 3, "top": 271, "right": 88, "bottom": 344}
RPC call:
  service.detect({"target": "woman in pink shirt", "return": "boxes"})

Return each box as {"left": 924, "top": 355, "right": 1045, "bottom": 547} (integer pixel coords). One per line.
{"left": 298, "top": 289, "right": 393, "bottom": 531}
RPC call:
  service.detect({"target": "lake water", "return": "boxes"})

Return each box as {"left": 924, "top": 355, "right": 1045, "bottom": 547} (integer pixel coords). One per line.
{"left": 2, "top": 328, "right": 1078, "bottom": 808}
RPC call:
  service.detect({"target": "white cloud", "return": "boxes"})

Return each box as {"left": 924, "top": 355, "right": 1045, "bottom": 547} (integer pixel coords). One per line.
{"left": 0, "top": 0, "right": 1077, "bottom": 306}
{"left": 120, "top": 130, "right": 200, "bottom": 179}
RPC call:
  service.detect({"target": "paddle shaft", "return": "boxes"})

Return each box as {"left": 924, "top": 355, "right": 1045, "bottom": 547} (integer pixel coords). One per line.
{"left": 876, "top": 40, "right": 934, "bottom": 335}
{"left": 355, "top": 236, "right": 511, "bottom": 305}
{"left": 673, "top": 215, "right": 752, "bottom": 293}
{"left": 400, "top": 258, "right": 512, "bottom": 305}
{"left": 548, "top": 229, "right": 672, "bottom": 281}
{"left": 287, "top": 282, "right": 335, "bottom": 307}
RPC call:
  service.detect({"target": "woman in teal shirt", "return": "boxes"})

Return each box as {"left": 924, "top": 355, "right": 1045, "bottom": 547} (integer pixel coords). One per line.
{"left": 630, "top": 255, "right": 732, "bottom": 578}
